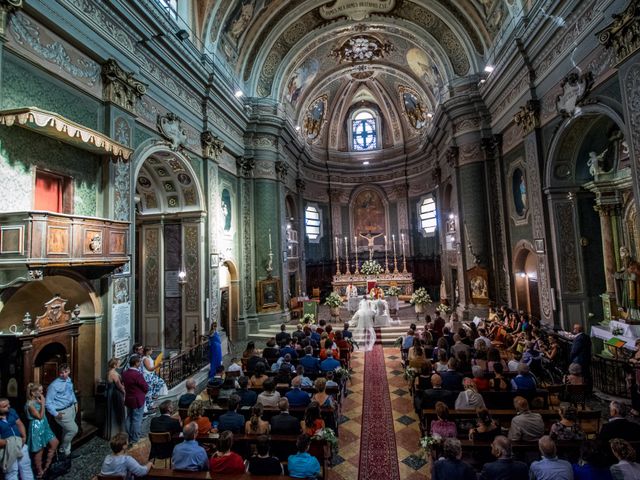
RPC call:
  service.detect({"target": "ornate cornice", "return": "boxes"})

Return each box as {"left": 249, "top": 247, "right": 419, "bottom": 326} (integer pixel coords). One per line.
{"left": 556, "top": 71, "right": 594, "bottom": 117}
{"left": 156, "top": 112, "right": 187, "bottom": 151}
{"left": 598, "top": 0, "right": 640, "bottom": 66}
{"left": 513, "top": 100, "right": 540, "bottom": 137}
{"left": 446, "top": 145, "right": 459, "bottom": 167}
{"left": 236, "top": 156, "right": 255, "bottom": 177}
{"left": 0, "top": 0, "right": 21, "bottom": 36}
{"left": 201, "top": 130, "right": 224, "bottom": 161}
{"left": 101, "top": 59, "right": 147, "bottom": 113}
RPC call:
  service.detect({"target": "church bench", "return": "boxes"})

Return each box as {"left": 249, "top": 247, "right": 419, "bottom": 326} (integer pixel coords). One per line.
{"left": 144, "top": 470, "right": 285, "bottom": 479}
{"left": 419, "top": 408, "right": 601, "bottom": 437}
{"left": 204, "top": 405, "right": 337, "bottom": 427}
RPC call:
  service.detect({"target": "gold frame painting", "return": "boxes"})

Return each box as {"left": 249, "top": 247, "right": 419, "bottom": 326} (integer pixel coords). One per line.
{"left": 258, "top": 278, "right": 280, "bottom": 312}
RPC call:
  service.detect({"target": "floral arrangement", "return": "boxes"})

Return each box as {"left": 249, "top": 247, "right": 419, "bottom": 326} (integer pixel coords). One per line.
{"left": 612, "top": 326, "right": 625, "bottom": 336}
{"left": 403, "top": 366, "right": 418, "bottom": 382}
{"left": 324, "top": 292, "right": 343, "bottom": 308}
{"left": 410, "top": 287, "right": 432, "bottom": 306}
{"left": 346, "top": 337, "right": 359, "bottom": 350}
{"left": 386, "top": 286, "right": 401, "bottom": 296}
{"left": 333, "top": 366, "right": 351, "bottom": 382}
{"left": 436, "top": 303, "right": 451, "bottom": 315}
{"left": 300, "top": 313, "right": 316, "bottom": 325}
{"left": 394, "top": 336, "right": 403, "bottom": 347}
{"left": 419, "top": 434, "right": 443, "bottom": 459}
{"left": 360, "top": 259, "right": 383, "bottom": 275}
{"left": 313, "top": 427, "right": 339, "bottom": 452}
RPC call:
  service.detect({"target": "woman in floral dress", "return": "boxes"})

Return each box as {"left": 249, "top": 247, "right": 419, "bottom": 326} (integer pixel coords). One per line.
{"left": 26, "top": 383, "right": 59, "bottom": 479}
{"left": 140, "top": 346, "right": 168, "bottom": 412}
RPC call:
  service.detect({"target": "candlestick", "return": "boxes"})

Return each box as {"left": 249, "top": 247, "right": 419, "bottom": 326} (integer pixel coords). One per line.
{"left": 392, "top": 234, "right": 398, "bottom": 273}
{"left": 335, "top": 236, "right": 340, "bottom": 276}
{"left": 268, "top": 229, "right": 272, "bottom": 251}
{"left": 402, "top": 234, "right": 408, "bottom": 274}
{"left": 344, "top": 237, "right": 349, "bottom": 275}
{"left": 384, "top": 235, "right": 389, "bottom": 273}
{"left": 354, "top": 236, "right": 359, "bottom": 274}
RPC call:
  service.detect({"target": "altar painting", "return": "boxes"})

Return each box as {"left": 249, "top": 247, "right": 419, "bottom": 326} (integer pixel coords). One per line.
{"left": 353, "top": 189, "right": 385, "bottom": 238}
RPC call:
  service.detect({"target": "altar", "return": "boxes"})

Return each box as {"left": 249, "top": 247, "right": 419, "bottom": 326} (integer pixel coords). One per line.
{"left": 332, "top": 272, "right": 414, "bottom": 296}
{"left": 590, "top": 320, "right": 640, "bottom": 351}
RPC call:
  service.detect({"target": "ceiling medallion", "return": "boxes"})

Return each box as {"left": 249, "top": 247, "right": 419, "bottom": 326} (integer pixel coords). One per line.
{"left": 330, "top": 35, "right": 394, "bottom": 63}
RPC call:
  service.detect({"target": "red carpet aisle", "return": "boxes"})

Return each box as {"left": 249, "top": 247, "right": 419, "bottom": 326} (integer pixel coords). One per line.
{"left": 357, "top": 344, "right": 401, "bottom": 480}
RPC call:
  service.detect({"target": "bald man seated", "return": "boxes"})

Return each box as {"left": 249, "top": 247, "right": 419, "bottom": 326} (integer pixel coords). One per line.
{"left": 414, "top": 374, "right": 456, "bottom": 411}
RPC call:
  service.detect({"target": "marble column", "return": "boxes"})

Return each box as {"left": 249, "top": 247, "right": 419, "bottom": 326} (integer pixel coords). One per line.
{"left": 595, "top": 204, "right": 617, "bottom": 296}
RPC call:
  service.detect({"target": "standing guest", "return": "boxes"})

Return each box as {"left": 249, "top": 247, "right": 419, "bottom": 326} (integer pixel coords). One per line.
{"left": 507, "top": 396, "right": 544, "bottom": 442}
{"left": 257, "top": 379, "right": 281, "bottom": 408}
{"left": 100, "top": 432, "right": 152, "bottom": 479}
{"left": 573, "top": 440, "right": 613, "bottom": 480}
{"left": 140, "top": 347, "right": 167, "bottom": 412}
{"left": 342, "top": 322, "right": 353, "bottom": 339}
{"left": 529, "top": 435, "right": 573, "bottom": 480}
{"left": 455, "top": 378, "right": 486, "bottom": 410}
{"left": 246, "top": 435, "right": 284, "bottom": 475}
{"left": 288, "top": 434, "right": 321, "bottom": 479}
{"left": 178, "top": 378, "right": 198, "bottom": 409}
{"left": 430, "top": 401, "right": 457, "bottom": 438}
{"left": 0, "top": 397, "right": 34, "bottom": 480}
{"left": 570, "top": 323, "right": 591, "bottom": 383}
{"left": 45, "top": 363, "right": 78, "bottom": 457}
{"left": 245, "top": 404, "right": 270, "bottom": 435}
{"left": 286, "top": 376, "right": 311, "bottom": 408}
{"left": 550, "top": 404, "right": 585, "bottom": 441}
{"left": 209, "top": 431, "right": 245, "bottom": 474}
{"left": 208, "top": 322, "right": 223, "bottom": 378}
{"left": 433, "top": 311, "right": 445, "bottom": 339}
{"left": 105, "top": 357, "right": 126, "bottom": 439}
{"left": 121, "top": 356, "right": 148, "bottom": 444}
{"left": 235, "top": 375, "right": 258, "bottom": 407}
{"left": 432, "top": 438, "right": 476, "bottom": 480}
{"left": 301, "top": 401, "right": 325, "bottom": 436}
{"left": 469, "top": 409, "right": 500, "bottom": 442}
{"left": 149, "top": 400, "right": 181, "bottom": 459}
{"left": 478, "top": 435, "right": 528, "bottom": 480}
{"left": 184, "top": 400, "right": 212, "bottom": 436}
{"left": 171, "top": 422, "right": 208, "bottom": 472}
{"left": 610, "top": 438, "right": 640, "bottom": 480}
{"left": 276, "top": 323, "right": 291, "bottom": 346}
{"left": 121, "top": 344, "right": 144, "bottom": 373}
{"left": 217, "top": 395, "right": 245, "bottom": 433}
{"left": 270, "top": 398, "right": 302, "bottom": 435}
{"left": 25, "top": 383, "right": 59, "bottom": 478}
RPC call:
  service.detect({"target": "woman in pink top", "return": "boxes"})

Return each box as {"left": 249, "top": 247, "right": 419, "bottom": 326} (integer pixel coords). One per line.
{"left": 430, "top": 401, "right": 457, "bottom": 438}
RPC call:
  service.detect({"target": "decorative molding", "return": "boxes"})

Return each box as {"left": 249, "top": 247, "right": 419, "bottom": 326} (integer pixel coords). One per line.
{"left": 156, "top": 112, "right": 187, "bottom": 151}
{"left": 446, "top": 145, "right": 459, "bottom": 167}
{"left": 598, "top": 0, "right": 640, "bottom": 66}
{"left": 513, "top": 100, "right": 540, "bottom": 137}
{"left": 113, "top": 160, "right": 130, "bottom": 222}
{"left": 296, "top": 178, "right": 306, "bottom": 193}
{"left": 556, "top": 72, "right": 594, "bottom": 117}
{"left": 0, "top": 0, "right": 22, "bottom": 36}
{"left": 275, "top": 160, "right": 288, "bottom": 181}
{"left": 201, "top": 131, "right": 224, "bottom": 161}
{"left": 329, "top": 35, "right": 394, "bottom": 63}
{"left": 555, "top": 202, "right": 582, "bottom": 293}
{"left": 102, "top": 59, "right": 147, "bottom": 113}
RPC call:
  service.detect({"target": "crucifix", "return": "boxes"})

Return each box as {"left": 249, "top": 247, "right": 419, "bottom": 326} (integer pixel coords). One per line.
{"left": 359, "top": 231, "right": 383, "bottom": 261}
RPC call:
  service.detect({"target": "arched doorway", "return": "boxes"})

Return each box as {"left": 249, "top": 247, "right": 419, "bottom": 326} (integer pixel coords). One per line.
{"left": 545, "top": 109, "right": 630, "bottom": 328}
{"left": 133, "top": 147, "right": 205, "bottom": 352}
{"left": 513, "top": 245, "right": 540, "bottom": 320}
{"left": 285, "top": 194, "right": 301, "bottom": 299}
{"left": 220, "top": 260, "right": 240, "bottom": 341}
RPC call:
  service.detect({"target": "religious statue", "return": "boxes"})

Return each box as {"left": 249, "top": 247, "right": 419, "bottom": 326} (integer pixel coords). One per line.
{"left": 614, "top": 246, "right": 640, "bottom": 318}
{"left": 359, "top": 231, "right": 383, "bottom": 260}
{"left": 587, "top": 149, "right": 608, "bottom": 178}
{"left": 229, "top": 2, "right": 254, "bottom": 42}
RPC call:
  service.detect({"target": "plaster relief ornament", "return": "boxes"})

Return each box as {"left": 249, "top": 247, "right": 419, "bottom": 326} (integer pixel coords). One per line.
{"left": 330, "top": 35, "right": 393, "bottom": 63}
{"left": 320, "top": 0, "right": 395, "bottom": 21}
{"left": 303, "top": 95, "right": 327, "bottom": 142}
{"left": 556, "top": 71, "right": 594, "bottom": 117}
{"left": 157, "top": 112, "right": 187, "bottom": 150}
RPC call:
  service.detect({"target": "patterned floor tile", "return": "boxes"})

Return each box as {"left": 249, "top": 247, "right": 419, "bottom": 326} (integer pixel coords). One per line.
{"left": 390, "top": 369, "right": 404, "bottom": 376}
{"left": 396, "top": 414, "right": 417, "bottom": 425}
{"left": 392, "top": 388, "right": 409, "bottom": 396}
{"left": 402, "top": 454, "right": 428, "bottom": 471}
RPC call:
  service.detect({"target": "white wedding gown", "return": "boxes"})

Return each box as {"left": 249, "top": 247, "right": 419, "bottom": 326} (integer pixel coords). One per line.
{"left": 350, "top": 298, "right": 377, "bottom": 351}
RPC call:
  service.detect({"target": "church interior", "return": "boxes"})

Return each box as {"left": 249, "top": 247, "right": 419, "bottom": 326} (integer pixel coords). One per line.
{"left": 2, "top": 0, "right": 640, "bottom": 478}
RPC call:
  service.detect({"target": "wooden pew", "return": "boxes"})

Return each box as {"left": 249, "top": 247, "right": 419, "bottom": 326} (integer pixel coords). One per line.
{"left": 145, "top": 471, "right": 284, "bottom": 479}
{"left": 419, "top": 408, "right": 601, "bottom": 437}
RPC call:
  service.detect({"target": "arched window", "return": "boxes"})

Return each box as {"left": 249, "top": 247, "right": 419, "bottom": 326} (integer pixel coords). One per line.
{"left": 418, "top": 195, "right": 437, "bottom": 236}
{"left": 305, "top": 204, "right": 322, "bottom": 242}
{"left": 351, "top": 110, "right": 378, "bottom": 151}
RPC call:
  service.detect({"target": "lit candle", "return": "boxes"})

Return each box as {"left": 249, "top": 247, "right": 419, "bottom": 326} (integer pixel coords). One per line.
{"left": 335, "top": 236, "right": 339, "bottom": 254}
{"left": 384, "top": 235, "right": 387, "bottom": 248}
{"left": 268, "top": 230, "right": 272, "bottom": 251}
{"left": 354, "top": 236, "right": 357, "bottom": 252}
{"left": 401, "top": 233, "right": 405, "bottom": 256}
{"left": 392, "top": 234, "right": 396, "bottom": 255}
{"left": 344, "top": 236, "right": 348, "bottom": 259}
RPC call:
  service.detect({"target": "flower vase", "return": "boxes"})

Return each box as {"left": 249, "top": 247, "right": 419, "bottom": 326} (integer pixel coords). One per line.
{"left": 330, "top": 306, "right": 340, "bottom": 321}
{"left": 414, "top": 304, "right": 425, "bottom": 315}
{"left": 388, "top": 296, "right": 398, "bottom": 313}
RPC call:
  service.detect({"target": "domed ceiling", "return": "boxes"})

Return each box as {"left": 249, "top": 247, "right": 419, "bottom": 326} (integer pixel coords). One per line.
{"left": 199, "top": 0, "right": 527, "bottom": 158}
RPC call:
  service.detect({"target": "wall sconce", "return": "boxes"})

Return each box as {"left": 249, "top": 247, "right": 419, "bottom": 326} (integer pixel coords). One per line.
{"left": 177, "top": 269, "right": 187, "bottom": 285}
{"left": 175, "top": 29, "right": 189, "bottom": 41}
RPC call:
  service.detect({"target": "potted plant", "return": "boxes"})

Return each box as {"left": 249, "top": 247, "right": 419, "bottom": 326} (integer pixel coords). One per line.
{"left": 386, "top": 286, "right": 401, "bottom": 312}
{"left": 410, "top": 287, "right": 432, "bottom": 314}
{"left": 324, "top": 292, "right": 343, "bottom": 318}
{"left": 300, "top": 313, "right": 316, "bottom": 326}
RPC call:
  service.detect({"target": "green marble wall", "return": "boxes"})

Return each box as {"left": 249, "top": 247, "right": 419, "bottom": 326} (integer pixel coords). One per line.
{"left": 2, "top": 54, "right": 100, "bottom": 130}
{"left": 0, "top": 127, "right": 99, "bottom": 216}
{"left": 254, "top": 179, "right": 281, "bottom": 279}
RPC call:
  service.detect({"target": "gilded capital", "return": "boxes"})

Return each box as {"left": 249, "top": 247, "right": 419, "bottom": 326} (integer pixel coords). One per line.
{"left": 201, "top": 131, "right": 224, "bottom": 161}
{"left": 597, "top": 0, "right": 640, "bottom": 66}
{"left": 513, "top": 100, "right": 540, "bottom": 137}
{"left": 102, "top": 59, "right": 147, "bottom": 113}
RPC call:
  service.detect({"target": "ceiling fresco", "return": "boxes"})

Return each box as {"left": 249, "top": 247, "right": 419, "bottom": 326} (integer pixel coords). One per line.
{"left": 200, "top": 0, "right": 528, "bottom": 154}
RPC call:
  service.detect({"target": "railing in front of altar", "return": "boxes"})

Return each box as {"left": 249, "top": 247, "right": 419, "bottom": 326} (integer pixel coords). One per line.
{"left": 591, "top": 354, "right": 636, "bottom": 398}
{"left": 157, "top": 340, "right": 210, "bottom": 389}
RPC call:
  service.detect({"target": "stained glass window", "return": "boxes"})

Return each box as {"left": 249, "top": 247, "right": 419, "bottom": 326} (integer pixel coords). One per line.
{"left": 352, "top": 111, "right": 377, "bottom": 151}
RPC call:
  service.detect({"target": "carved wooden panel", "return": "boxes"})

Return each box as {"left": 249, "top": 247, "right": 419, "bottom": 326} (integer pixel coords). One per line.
{"left": 46, "top": 225, "right": 70, "bottom": 255}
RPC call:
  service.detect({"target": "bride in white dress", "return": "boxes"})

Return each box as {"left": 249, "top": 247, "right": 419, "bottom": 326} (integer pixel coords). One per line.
{"left": 350, "top": 297, "right": 377, "bottom": 351}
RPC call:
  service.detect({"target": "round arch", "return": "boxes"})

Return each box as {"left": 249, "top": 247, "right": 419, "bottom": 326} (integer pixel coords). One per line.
{"left": 220, "top": 259, "right": 241, "bottom": 342}
{"left": 513, "top": 241, "right": 540, "bottom": 320}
